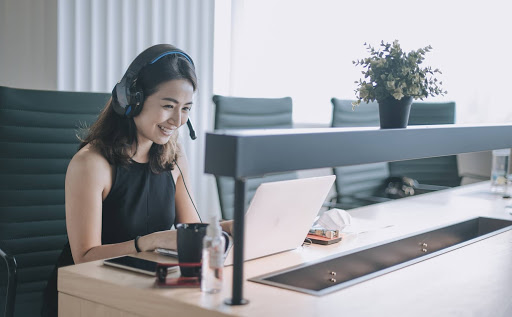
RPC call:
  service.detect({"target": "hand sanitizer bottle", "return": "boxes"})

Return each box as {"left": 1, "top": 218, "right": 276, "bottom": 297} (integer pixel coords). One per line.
{"left": 201, "top": 215, "right": 225, "bottom": 293}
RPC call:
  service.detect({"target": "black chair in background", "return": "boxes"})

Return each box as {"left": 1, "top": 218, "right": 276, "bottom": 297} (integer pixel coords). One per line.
{"left": 329, "top": 99, "right": 391, "bottom": 209}
{"left": 212, "top": 95, "right": 298, "bottom": 220}
{"left": 0, "top": 86, "right": 109, "bottom": 317}
{"left": 388, "top": 101, "right": 461, "bottom": 187}
{"left": 329, "top": 98, "right": 460, "bottom": 209}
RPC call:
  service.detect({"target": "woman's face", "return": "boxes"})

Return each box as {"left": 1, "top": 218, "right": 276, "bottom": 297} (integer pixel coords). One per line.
{"left": 133, "top": 79, "right": 194, "bottom": 145}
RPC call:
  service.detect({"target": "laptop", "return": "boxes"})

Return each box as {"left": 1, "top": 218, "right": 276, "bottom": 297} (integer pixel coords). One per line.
{"left": 223, "top": 175, "right": 335, "bottom": 265}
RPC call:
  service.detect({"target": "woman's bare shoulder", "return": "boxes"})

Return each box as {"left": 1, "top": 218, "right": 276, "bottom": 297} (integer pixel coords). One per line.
{"left": 72, "top": 144, "right": 109, "bottom": 166}
{"left": 68, "top": 144, "right": 112, "bottom": 179}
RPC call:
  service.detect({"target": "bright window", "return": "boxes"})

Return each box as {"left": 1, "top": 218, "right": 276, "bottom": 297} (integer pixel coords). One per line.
{"left": 214, "top": 0, "right": 512, "bottom": 125}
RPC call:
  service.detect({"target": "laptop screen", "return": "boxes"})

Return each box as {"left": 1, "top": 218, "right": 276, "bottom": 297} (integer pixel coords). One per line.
{"left": 224, "top": 175, "right": 335, "bottom": 265}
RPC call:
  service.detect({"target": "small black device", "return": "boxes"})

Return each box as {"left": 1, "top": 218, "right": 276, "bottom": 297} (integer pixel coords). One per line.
{"left": 103, "top": 256, "right": 177, "bottom": 276}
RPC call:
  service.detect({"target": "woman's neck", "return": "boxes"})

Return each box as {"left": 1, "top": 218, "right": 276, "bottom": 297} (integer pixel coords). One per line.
{"left": 130, "top": 140, "right": 152, "bottom": 163}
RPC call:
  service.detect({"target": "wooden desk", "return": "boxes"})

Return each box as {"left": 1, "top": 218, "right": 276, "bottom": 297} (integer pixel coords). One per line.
{"left": 58, "top": 182, "right": 512, "bottom": 316}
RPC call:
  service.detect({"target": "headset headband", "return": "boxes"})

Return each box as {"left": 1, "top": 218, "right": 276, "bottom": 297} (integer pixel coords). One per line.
{"left": 151, "top": 51, "right": 193, "bottom": 65}
{"left": 112, "top": 44, "right": 195, "bottom": 117}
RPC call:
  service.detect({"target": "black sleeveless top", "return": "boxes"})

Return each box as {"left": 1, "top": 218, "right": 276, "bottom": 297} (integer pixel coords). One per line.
{"left": 42, "top": 162, "right": 176, "bottom": 316}
{"left": 102, "top": 161, "right": 176, "bottom": 242}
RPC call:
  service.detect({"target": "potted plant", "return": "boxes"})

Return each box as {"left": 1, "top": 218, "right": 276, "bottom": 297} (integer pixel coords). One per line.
{"left": 353, "top": 40, "right": 447, "bottom": 129}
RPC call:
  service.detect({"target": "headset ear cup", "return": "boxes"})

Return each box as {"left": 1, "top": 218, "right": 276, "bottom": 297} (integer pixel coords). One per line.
{"left": 129, "top": 91, "right": 144, "bottom": 117}
{"left": 112, "top": 84, "right": 127, "bottom": 116}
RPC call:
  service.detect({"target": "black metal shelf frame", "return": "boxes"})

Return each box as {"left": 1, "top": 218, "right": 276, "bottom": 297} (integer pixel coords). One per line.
{"left": 203, "top": 123, "right": 512, "bottom": 305}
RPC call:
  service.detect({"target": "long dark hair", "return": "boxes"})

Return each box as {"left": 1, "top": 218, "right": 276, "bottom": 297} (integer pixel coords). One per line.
{"left": 79, "top": 52, "right": 197, "bottom": 173}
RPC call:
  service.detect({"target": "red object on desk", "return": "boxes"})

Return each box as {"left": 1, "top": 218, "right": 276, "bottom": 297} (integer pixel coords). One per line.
{"left": 155, "top": 262, "right": 202, "bottom": 287}
{"left": 155, "top": 276, "right": 201, "bottom": 287}
{"left": 306, "top": 234, "right": 342, "bottom": 245}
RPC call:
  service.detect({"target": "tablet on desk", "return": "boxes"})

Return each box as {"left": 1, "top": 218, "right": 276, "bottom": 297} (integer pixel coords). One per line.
{"left": 103, "top": 256, "right": 178, "bottom": 276}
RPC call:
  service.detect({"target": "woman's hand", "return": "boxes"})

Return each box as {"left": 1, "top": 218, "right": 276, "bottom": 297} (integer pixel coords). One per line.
{"left": 220, "top": 220, "right": 234, "bottom": 236}
{"left": 138, "top": 229, "right": 178, "bottom": 251}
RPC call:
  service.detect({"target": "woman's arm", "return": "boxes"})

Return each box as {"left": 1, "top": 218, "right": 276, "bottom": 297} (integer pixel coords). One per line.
{"left": 65, "top": 147, "right": 112, "bottom": 264}
{"left": 65, "top": 147, "right": 178, "bottom": 264}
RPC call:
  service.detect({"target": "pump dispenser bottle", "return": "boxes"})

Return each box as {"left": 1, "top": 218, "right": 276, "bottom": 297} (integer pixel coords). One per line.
{"left": 201, "top": 215, "right": 225, "bottom": 293}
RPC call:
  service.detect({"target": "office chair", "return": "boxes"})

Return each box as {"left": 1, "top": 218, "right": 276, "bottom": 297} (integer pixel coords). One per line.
{"left": 329, "top": 99, "right": 392, "bottom": 209}
{"left": 388, "top": 101, "right": 461, "bottom": 187}
{"left": 0, "top": 86, "right": 109, "bottom": 317}
{"left": 329, "top": 99, "right": 459, "bottom": 209}
{"left": 212, "top": 95, "right": 298, "bottom": 220}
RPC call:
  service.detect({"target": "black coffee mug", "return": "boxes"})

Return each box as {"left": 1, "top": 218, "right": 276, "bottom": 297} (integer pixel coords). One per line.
{"left": 176, "top": 223, "right": 230, "bottom": 277}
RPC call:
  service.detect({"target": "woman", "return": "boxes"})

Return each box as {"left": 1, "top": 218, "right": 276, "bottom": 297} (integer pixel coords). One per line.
{"left": 42, "top": 44, "right": 229, "bottom": 316}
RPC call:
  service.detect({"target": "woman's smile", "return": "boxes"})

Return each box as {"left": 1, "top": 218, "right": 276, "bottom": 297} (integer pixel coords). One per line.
{"left": 158, "top": 124, "right": 177, "bottom": 136}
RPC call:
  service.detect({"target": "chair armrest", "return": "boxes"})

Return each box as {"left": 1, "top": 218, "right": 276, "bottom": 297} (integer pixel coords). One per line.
{"left": 0, "top": 247, "right": 17, "bottom": 317}
{"left": 388, "top": 176, "right": 454, "bottom": 196}
{"left": 324, "top": 194, "right": 392, "bottom": 210}
{"left": 352, "top": 194, "right": 392, "bottom": 203}
{"left": 412, "top": 182, "right": 457, "bottom": 196}
{"left": 459, "top": 173, "right": 489, "bottom": 181}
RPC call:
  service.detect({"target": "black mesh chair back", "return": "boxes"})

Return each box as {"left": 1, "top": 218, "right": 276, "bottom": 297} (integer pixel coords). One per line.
{"left": 388, "top": 101, "right": 460, "bottom": 187}
{"left": 330, "top": 98, "right": 390, "bottom": 209}
{"left": 0, "top": 86, "right": 109, "bottom": 317}
{"left": 212, "top": 95, "right": 297, "bottom": 219}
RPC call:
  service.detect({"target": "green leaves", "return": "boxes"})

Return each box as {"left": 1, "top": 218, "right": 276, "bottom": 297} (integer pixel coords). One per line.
{"left": 353, "top": 40, "right": 447, "bottom": 106}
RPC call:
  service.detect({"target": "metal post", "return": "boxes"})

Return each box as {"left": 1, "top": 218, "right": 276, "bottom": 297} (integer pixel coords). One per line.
{"left": 224, "top": 178, "right": 249, "bottom": 305}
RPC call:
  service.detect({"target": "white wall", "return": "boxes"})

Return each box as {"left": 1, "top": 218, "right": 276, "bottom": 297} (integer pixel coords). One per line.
{"left": 222, "top": 0, "right": 512, "bottom": 126}
{"left": 216, "top": 0, "right": 502, "bottom": 185}
{"left": 0, "top": 0, "right": 58, "bottom": 90}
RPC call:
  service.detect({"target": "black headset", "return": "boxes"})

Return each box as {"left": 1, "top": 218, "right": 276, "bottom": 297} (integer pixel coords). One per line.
{"left": 112, "top": 44, "right": 197, "bottom": 140}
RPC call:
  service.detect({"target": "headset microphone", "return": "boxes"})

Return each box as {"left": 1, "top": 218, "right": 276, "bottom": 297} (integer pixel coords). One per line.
{"left": 187, "top": 119, "right": 197, "bottom": 140}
